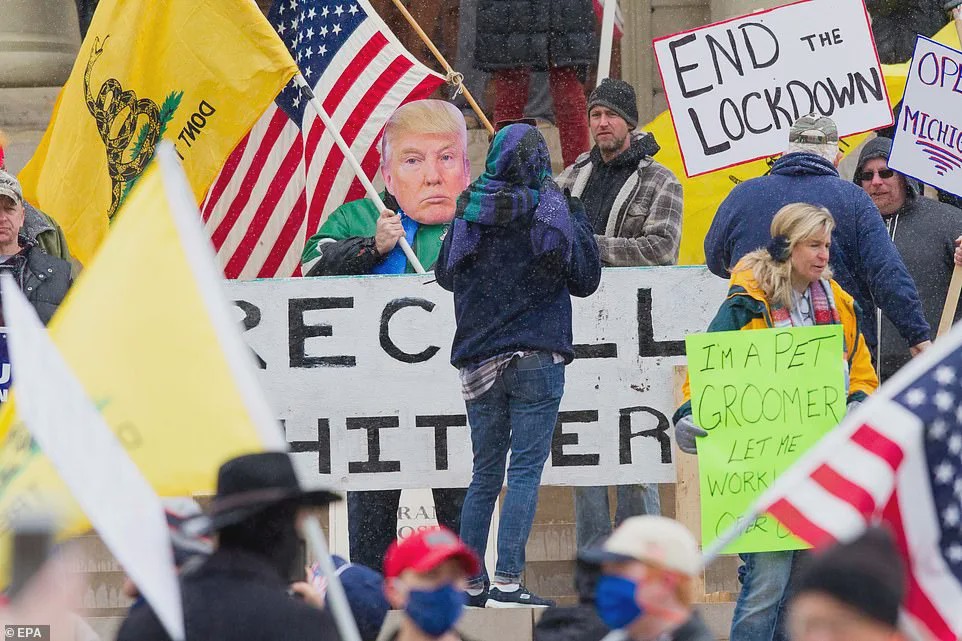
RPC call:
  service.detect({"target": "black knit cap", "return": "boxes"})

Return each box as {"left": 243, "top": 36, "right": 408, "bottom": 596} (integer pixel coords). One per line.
{"left": 794, "top": 528, "right": 906, "bottom": 627}
{"left": 587, "top": 78, "right": 638, "bottom": 129}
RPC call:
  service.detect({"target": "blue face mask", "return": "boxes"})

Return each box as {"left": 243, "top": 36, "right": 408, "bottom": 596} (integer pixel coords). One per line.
{"left": 405, "top": 584, "right": 466, "bottom": 637}
{"left": 595, "top": 575, "right": 643, "bottom": 630}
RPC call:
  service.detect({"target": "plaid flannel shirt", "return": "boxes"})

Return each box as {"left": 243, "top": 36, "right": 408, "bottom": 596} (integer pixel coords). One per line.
{"left": 557, "top": 135, "right": 683, "bottom": 267}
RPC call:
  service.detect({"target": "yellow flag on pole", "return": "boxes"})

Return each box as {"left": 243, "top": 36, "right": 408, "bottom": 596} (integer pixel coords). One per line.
{"left": 0, "top": 143, "right": 287, "bottom": 581}
{"left": 653, "top": 22, "right": 962, "bottom": 265}
{"left": 17, "top": 0, "right": 298, "bottom": 265}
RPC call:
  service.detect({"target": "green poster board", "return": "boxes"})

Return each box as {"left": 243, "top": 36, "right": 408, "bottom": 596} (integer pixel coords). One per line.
{"left": 685, "top": 325, "right": 846, "bottom": 553}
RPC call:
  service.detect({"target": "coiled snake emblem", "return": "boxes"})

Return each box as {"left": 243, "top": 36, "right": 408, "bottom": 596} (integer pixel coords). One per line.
{"left": 84, "top": 36, "right": 162, "bottom": 220}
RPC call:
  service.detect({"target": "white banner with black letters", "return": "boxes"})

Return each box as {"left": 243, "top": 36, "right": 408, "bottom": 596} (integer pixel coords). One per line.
{"left": 224, "top": 267, "right": 729, "bottom": 491}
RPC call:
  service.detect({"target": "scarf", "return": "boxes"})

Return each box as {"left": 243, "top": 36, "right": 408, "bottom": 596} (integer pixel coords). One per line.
{"left": 446, "top": 123, "right": 573, "bottom": 269}
{"left": 769, "top": 279, "right": 841, "bottom": 327}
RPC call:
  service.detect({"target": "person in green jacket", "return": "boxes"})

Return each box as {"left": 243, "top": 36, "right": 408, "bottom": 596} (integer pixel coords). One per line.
{"left": 301, "top": 99, "right": 470, "bottom": 276}
{"left": 299, "top": 99, "right": 472, "bottom": 575}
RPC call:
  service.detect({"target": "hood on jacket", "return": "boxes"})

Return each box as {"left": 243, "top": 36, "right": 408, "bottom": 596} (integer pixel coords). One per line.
{"left": 770, "top": 152, "right": 839, "bottom": 178}
{"left": 21, "top": 203, "right": 55, "bottom": 244}
{"left": 728, "top": 261, "right": 771, "bottom": 309}
{"left": 853, "top": 136, "right": 919, "bottom": 199}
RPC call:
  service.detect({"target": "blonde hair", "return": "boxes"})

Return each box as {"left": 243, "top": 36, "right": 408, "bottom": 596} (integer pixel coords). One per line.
{"left": 379, "top": 99, "right": 467, "bottom": 168}
{"left": 739, "top": 203, "right": 835, "bottom": 309}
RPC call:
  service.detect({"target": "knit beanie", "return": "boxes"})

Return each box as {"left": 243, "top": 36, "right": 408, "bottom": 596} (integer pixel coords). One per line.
{"left": 794, "top": 528, "right": 905, "bottom": 628}
{"left": 587, "top": 78, "right": 638, "bottom": 129}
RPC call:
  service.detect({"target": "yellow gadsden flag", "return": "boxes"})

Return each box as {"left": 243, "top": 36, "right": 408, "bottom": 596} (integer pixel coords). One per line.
{"left": 652, "top": 21, "right": 962, "bottom": 265}
{"left": 18, "top": 0, "right": 298, "bottom": 265}
{"left": 0, "top": 144, "right": 286, "bottom": 578}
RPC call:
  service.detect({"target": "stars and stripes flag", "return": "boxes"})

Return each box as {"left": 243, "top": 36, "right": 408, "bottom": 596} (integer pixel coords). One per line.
{"left": 201, "top": 0, "right": 445, "bottom": 279}
{"left": 742, "top": 326, "right": 962, "bottom": 641}
{"left": 592, "top": 0, "right": 624, "bottom": 39}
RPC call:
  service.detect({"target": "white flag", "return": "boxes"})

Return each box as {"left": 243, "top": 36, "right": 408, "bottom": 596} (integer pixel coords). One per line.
{"left": 0, "top": 276, "right": 185, "bottom": 641}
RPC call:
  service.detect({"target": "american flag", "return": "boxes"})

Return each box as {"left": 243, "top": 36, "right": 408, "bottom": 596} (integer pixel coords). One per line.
{"left": 748, "top": 330, "right": 962, "bottom": 641}
{"left": 592, "top": 0, "right": 624, "bottom": 40}
{"left": 201, "top": 0, "right": 445, "bottom": 279}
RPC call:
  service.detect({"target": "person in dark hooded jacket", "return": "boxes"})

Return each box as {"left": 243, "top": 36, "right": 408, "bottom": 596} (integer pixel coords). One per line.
{"left": 854, "top": 136, "right": 962, "bottom": 381}
{"left": 436, "top": 123, "right": 601, "bottom": 608}
{"left": 704, "top": 114, "right": 930, "bottom": 355}
{"left": 867, "top": 0, "right": 959, "bottom": 64}
{"left": 474, "top": 0, "right": 595, "bottom": 167}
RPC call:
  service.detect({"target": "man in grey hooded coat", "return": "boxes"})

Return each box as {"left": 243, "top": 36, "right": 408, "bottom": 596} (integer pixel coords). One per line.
{"left": 854, "top": 136, "right": 962, "bottom": 380}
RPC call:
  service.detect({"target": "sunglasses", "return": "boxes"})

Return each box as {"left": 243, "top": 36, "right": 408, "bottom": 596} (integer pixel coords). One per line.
{"left": 857, "top": 168, "right": 895, "bottom": 182}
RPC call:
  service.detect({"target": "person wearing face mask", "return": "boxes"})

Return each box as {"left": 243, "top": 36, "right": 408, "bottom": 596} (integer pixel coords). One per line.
{"left": 115, "top": 452, "right": 342, "bottom": 641}
{"left": 578, "top": 516, "right": 712, "bottom": 641}
{"left": 381, "top": 527, "right": 481, "bottom": 641}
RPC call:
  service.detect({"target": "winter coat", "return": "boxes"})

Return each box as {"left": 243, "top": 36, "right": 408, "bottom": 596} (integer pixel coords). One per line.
{"left": 853, "top": 138, "right": 962, "bottom": 380}
{"left": 0, "top": 239, "right": 72, "bottom": 325}
{"left": 300, "top": 192, "right": 447, "bottom": 276}
{"left": 867, "top": 0, "right": 952, "bottom": 64}
{"left": 704, "top": 152, "right": 930, "bottom": 350}
{"left": 435, "top": 196, "right": 601, "bottom": 368}
{"left": 116, "top": 548, "right": 341, "bottom": 641}
{"left": 675, "top": 262, "right": 878, "bottom": 422}
{"left": 557, "top": 132, "right": 683, "bottom": 266}
{"left": 474, "top": 0, "right": 597, "bottom": 72}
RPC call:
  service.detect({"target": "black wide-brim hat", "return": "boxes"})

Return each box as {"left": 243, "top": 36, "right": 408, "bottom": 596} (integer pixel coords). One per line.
{"left": 192, "top": 452, "right": 341, "bottom": 535}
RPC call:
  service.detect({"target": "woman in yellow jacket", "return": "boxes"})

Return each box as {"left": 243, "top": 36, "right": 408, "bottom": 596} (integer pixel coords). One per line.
{"left": 673, "top": 203, "right": 877, "bottom": 641}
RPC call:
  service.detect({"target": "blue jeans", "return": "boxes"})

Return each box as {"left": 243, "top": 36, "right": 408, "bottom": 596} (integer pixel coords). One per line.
{"left": 730, "top": 550, "right": 805, "bottom": 641}
{"left": 459, "top": 352, "right": 565, "bottom": 588}
{"left": 574, "top": 484, "right": 661, "bottom": 550}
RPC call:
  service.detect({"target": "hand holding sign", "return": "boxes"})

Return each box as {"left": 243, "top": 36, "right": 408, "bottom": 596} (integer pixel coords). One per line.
{"left": 685, "top": 325, "right": 846, "bottom": 553}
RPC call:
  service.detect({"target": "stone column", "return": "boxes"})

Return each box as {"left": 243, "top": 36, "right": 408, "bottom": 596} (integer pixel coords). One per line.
{"left": 0, "top": 0, "right": 81, "bottom": 87}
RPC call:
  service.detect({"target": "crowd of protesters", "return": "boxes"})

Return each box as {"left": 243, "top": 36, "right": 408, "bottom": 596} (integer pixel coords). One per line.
{"left": 3, "top": 1, "right": 962, "bottom": 641}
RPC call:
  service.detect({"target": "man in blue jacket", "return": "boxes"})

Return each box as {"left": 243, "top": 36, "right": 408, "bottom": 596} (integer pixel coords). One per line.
{"left": 704, "top": 114, "right": 931, "bottom": 356}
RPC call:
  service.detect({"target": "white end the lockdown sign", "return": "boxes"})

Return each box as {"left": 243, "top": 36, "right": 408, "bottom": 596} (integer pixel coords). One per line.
{"left": 224, "top": 267, "right": 729, "bottom": 491}
{"left": 653, "top": 0, "right": 892, "bottom": 177}
{"left": 889, "top": 37, "right": 962, "bottom": 198}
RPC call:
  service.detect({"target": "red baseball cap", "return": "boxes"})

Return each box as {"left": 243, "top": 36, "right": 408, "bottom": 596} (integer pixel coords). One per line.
{"left": 383, "top": 527, "right": 480, "bottom": 579}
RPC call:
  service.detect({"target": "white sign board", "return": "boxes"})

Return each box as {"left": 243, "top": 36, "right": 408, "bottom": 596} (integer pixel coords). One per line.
{"left": 653, "top": 0, "right": 891, "bottom": 177}
{"left": 224, "top": 267, "right": 729, "bottom": 491}
{"left": 889, "top": 36, "right": 962, "bottom": 198}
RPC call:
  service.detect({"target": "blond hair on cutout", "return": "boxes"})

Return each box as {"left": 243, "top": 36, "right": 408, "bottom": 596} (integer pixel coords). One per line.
{"left": 379, "top": 99, "right": 467, "bottom": 168}
{"left": 739, "top": 203, "right": 835, "bottom": 310}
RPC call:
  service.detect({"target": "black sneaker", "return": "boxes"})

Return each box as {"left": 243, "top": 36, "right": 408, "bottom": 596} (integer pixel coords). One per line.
{"left": 464, "top": 589, "right": 488, "bottom": 608}
{"left": 485, "top": 585, "right": 555, "bottom": 608}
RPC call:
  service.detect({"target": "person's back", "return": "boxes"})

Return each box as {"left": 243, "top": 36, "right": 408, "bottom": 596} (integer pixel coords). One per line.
{"left": 118, "top": 548, "right": 339, "bottom": 641}
{"left": 705, "top": 148, "right": 929, "bottom": 351}
{"left": 116, "top": 453, "right": 342, "bottom": 641}
{"left": 438, "top": 212, "right": 598, "bottom": 367}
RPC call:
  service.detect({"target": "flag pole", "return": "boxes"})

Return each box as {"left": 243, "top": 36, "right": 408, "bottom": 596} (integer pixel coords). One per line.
{"left": 597, "top": 0, "right": 617, "bottom": 82}
{"left": 387, "top": 0, "right": 495, "bottom": 136}
{"left": 938, "top": 265, "right": 962, "bottom": 337}
{"left": 302, "top": 515, "right": 363, "bottom": 641}
{"left": 293, "top": 74, "right": 426, "bottom": 274}
{"left": 698, "top": 507, "right": 760, "bottom": 570}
